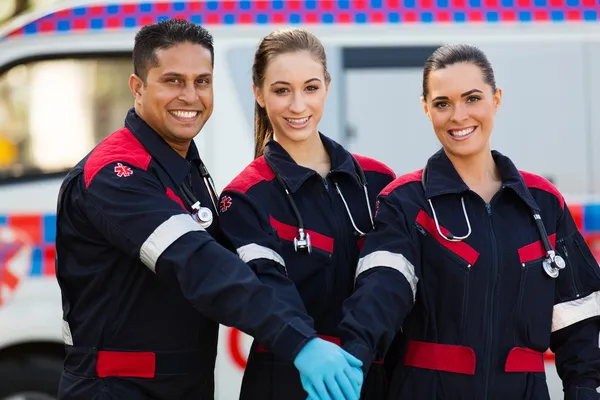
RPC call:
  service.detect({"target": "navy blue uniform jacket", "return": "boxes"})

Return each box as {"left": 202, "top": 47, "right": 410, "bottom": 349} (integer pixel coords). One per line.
{"left": 55, "top": 109, "right": 318, "bottom": 400}
{"left": 339, "top": 149, "right": 600, "bottom": 400}
{"left": 218, "top": 135, "right": 395, "bottom": 399}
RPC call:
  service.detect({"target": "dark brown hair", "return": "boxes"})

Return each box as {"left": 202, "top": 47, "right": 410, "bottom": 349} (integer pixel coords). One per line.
{"left": 422, "top": 44, "right": 496, "bottom": 100}
{"left": 252, "top": 28, "right": 331, "bottom": 159}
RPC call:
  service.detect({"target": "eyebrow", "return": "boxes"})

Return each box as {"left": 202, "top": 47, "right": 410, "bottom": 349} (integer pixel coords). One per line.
{"left": 161, "top": 72, "right": 213, "bottom": 78}
{"left": 432, "top": 88, "right": 483, "bottom": 102}
{"left": 270, "top": 77, "right": 322, "bottom": 86}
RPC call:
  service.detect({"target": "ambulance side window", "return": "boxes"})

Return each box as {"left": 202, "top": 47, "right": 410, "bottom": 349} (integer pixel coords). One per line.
{"left": 0, "top": 56, "right": 133, "bottom": 182}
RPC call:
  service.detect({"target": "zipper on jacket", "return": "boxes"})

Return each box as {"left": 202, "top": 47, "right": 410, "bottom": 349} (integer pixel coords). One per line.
{"left": 561, "top": 242, "right": 580, "bottom": 298}
{"left": 415, "top": 223, "right": 471, "bottom": 270}
{"left": 324, "top": 175, "right": 338, "bottom": 296}
{"left": 328, "top": 174, "right": 354, "bottom": 294}
{"left": 483, "top": 201, "right": 499, "bottom": 399}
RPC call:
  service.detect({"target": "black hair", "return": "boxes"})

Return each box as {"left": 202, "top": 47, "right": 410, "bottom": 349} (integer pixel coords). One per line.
{"left": 132, "top": 18, "right": 214, "bottom": 83}
{"left": 422, "top": 44, "right": 496, "bottom": 100}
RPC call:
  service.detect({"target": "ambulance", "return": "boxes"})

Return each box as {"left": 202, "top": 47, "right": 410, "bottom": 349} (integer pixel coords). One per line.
{"left": 0, "top": 0, "right": 599, "bottom": 398}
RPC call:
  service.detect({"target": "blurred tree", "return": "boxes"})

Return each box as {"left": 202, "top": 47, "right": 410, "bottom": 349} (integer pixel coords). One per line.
{"left": 14, "top": 0, "right": 31, "bottom": 15}
{"left": 1, "top": 0, "right": 64, "bottom": 25}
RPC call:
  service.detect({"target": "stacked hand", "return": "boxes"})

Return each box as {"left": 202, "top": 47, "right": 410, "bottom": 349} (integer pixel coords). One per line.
{"left": 293, "top": 338, "right": 364, "bottom": 400}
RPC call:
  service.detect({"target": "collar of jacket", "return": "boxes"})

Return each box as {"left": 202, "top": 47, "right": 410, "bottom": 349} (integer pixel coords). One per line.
{"left": 263, "top": 132, "right": 361, "bottom": 193}
{"left": 423, "top": 148, "right": 540, "bottom": 211}
{"left": 124, "top": 108, "right": 201, "bottom": 185}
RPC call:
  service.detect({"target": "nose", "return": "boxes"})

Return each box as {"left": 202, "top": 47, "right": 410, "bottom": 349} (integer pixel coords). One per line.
{"left": 178, "top": 82, "right": 198, "bottom": 104}
{"left": 288, "top": 92, "right": 307, "bottom": 114}
{"left": 451, "top": 103, "right": 469, "bottom": 122}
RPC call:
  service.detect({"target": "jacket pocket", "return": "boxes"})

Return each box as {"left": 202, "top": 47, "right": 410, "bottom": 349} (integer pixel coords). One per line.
{"left": 556, "top": 232, "right": 600, "bottom": 301}
{"left": 514, "top": 243, "right": 556, "bottom": 349}
{"left": 415, "top": 216, "right": 473, "bottom": 341}
{"left": 271, "top": 215, "right": 333, "bottom": 313}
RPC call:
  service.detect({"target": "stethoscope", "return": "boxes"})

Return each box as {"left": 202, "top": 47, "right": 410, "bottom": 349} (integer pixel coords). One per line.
{"left": 421, "top": 167, "right": 566, "bottom": 278}
{"left": 178, "top": 160, "right": 219, "bottom": 229}
{"left": 274, "top": 156, "right": 374, "bottom": 254}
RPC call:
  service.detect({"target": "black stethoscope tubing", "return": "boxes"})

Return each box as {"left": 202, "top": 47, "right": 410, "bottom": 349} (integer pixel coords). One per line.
{"left": 421, "top": 166, "right": 565, "bottom": 278}
{"left": 178, "top": 160, "right": 220, "bottom": 229}
{"left": 275, "top": 155, "right": 374, "bottom": 254}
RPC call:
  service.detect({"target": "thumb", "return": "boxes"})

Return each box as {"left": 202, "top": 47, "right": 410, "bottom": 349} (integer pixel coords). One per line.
{"left": 341, "top": 349, "right": 363, "bottom": 368}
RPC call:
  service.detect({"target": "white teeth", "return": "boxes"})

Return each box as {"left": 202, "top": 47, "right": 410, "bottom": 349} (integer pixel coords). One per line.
{"left": 170, "top": 110, "right": 198, "bottom": 119}
{"left": 450, "top": 127, "right": 475, "bottom": 137}
{"left": 286, "top": 117, "right": 309, "bottom": 125}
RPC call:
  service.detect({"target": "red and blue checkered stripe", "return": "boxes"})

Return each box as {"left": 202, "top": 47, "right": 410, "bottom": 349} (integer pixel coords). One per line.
{"left": 3, "top": 0, "right": 599, "bottom": 39}
{"left": 0, "top": 214, "right": 56, "bottom": 277}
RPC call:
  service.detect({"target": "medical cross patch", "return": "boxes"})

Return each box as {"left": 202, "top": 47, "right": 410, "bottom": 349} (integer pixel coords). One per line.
{"left": 114, "top": 163, "right": 133, "bottom": 178}
{"left": 220, "top": 196, "right": 232, "bottom": 213}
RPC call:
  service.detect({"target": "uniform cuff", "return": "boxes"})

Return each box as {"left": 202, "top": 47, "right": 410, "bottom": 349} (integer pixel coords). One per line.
{"left": 343, "top": 341, "right": 374, "bottom": 374}
{"left": 269, "top": 318, "right": 317, "bottom": 362}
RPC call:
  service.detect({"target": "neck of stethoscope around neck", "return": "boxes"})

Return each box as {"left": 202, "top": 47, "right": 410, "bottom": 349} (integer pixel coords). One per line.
{"left": 273, "top": 156, "right": 374, "bottom": 252}
{"left": 423, "top": 165, "right": 565, "bottom": 277}
{"left": 177, "top": 160, "right": 220, "bottom": 226}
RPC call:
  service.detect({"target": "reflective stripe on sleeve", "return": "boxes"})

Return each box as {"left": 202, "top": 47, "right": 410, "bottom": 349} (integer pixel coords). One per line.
{"left": 236, "top": 243, "right": 286, "bottom": 267}
{"left": 62, "top": 319, "right": 73, "bottom": 345}
{"left": 355, "top": 250, "right": 418, "bottom": 301}
{"left": 140, "top": 214, "right": 204, "bottom": 272}
{"left": 552, "top": 290, "right": 600, "bottom": 332}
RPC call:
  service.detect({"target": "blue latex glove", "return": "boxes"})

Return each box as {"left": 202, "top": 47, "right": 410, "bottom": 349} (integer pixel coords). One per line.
{"left": 294, "top": 337, "right": 364, "bottom": 400}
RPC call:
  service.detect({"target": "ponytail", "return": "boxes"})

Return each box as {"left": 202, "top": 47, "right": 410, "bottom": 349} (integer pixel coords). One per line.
{"left": 253, "top": 101, "right": 272, "bottom": 159}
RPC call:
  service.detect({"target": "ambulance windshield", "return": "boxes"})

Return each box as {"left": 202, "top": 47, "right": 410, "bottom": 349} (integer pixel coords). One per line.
{"left": 0, "top": 55, "right": 133, "bottom": 182}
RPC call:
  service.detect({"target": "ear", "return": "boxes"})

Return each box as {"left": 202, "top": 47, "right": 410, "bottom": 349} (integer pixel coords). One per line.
{"left": 493, "top": 88, "right": 502, "bottom": 114}
{"left": 253, "top": 83, "right": 265, "bottom": 108}
{"left": 421, "top": 96, "right": 431, "bottom": 120}
{"left": 129, "top": 74, "right": 144, "bottom": 105}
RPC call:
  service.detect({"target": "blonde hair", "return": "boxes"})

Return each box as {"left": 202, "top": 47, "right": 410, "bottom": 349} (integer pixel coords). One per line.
{"left": 252, "top": 28, "right": 331, "bottom": 159}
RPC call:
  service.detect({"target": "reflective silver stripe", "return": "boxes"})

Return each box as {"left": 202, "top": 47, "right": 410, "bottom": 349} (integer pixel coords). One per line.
{"left": 552, "top": 290, "right": 600, "bottom": 332}
{"left": 140, "top": 214, "right": 204, "bottom": 272}
{"left": 237, "top": 243, "right": 286, "bottom": 267}
{"left": 62, "top": 319, "right": 73, "bottom": 345}
{"left": 355, "top": 250, "right": 418, "bottom": 301}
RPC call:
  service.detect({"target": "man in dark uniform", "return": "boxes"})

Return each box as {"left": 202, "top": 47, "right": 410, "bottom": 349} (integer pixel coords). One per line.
{"left": 55, "top": 19, "right": 363, "bottom": 400}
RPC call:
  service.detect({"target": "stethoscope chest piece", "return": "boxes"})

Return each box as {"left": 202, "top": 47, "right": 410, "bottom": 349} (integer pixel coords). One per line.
{"left": 294, "top": 228, "right": 312, "bottom": 254}
{"left": 191, "top": 201, "right": 214, "bottom": 229}
{"left": 177, "top": 159, "right": 219, "bottom": 230}
{"left": 542, "top": 252, "right": 566, "bottom": 279}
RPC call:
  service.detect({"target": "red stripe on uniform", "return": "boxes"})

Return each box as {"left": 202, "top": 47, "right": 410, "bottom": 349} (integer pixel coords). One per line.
{"left": 404, "top": 340, "right": 476, "bottom": 375}
{"left": 416, "top": 210, "right": 480, "bottom": 266}
{"left": 505, "top": 347, "right": 545, "bottom": 372}
{"left": 269, "top": 216, "right": 334, "bottom": 253}
{"left": 84, "top": 128, "right": 152, "bottom": 188}
{"left": 380, "top": 169, "right": 422, "bottom": 196}
{"left": 520, "top": 171, "right": 564, "bottom": 210}
{"left": 166, "top": 187, "right": 186, "bottom": 211}
{"left": 223, "top": 156, "right": 276, "bottom": 194}
{"left": 96, "top": 350, "right": 156, "bottom": 378}
{"left": 357, "top": 237, "right": 366, "bottom": 251}
{"left": 517, "top": 234, "right": 557, "bottom": 264}
{"left": 352, "top": 154, "right": 396, "bottom": 179}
